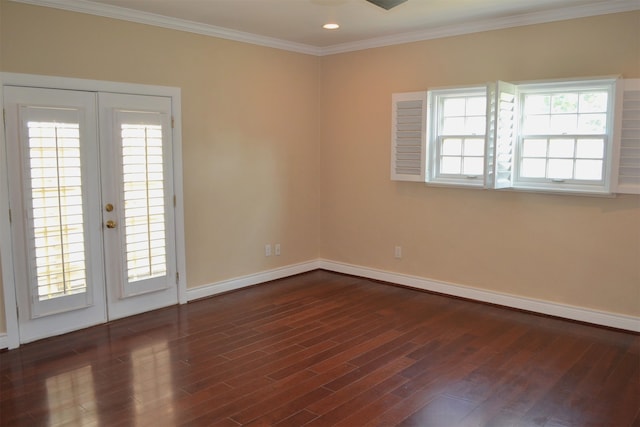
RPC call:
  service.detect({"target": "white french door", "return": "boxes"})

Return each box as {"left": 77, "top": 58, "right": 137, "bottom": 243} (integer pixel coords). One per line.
{"left": 99, "top": 93, "right": 177, "bottom": 320}
{"left": 4, "top": 86, "right": 178, "bottom": 343}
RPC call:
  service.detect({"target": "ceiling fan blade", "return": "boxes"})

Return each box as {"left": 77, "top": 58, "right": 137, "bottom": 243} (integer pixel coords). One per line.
{"left": 366, "top": 0, "right": 408, "bottom": 10}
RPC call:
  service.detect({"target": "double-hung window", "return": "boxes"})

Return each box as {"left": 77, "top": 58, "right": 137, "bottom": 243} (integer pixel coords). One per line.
{"left": 515, "top": 80, "right": 614, "bottom": 193}
{"left": 391, "top": 77, "right": 640, "bottom": 195}
{"left": 429, "top": 87, "right": 487, "bottom": 186}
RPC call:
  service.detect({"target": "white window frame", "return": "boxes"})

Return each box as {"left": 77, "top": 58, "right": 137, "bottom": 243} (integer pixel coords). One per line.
{"left": 428, "top": 86, "right": 488, "bottom": 187}
{"left": 391, "top": 76, "right": 639, "bottom": 196}
{"left": 513, "top": 78, "right": 616, "bottom": 194}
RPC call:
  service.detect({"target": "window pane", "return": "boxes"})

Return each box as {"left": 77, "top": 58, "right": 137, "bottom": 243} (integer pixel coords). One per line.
{"left": 548, "top": 139, "right": 575, "bottom": 158}
{"left": 550, "top": 114, "right": 577, "bottom": 134}
{"left": 576, "top": 139, "right": 604, "bottom": 159}
{"left": 442, "top": 138, "right": 462, "bottom": 155}
{"left": 441, "top": 157, "right": 462, "bottom": 174}
{"left": 443, "top": 98, "right": 465, "bottom": 116}
{"left": 463, "top": 157, "right": 483, "bottom": 175}
{"left": 575, "top": 159, "right": 603, "bottom": 180}
{"left": 522, "top": 115, "right": 550, "bottom": 134}
{"left": 522, "top": 139, "right": 547, "bottom": 157}
{"left": 442, "top": 117, "right": 465, "bottom": 134}
{"left": 466, "top": 117, "right": 486, "bottom": 135}
{"left": 466, "top": 97, "right": 486, "bottom": 116}
{"left": 464, "top": 138, "right": 484, "bottom": 156}
{"left": 577, "top": 113, "right": 606, "bottom": 134}
{"left": 524, "top": 95, "right": 550, "bottom": 115}
{"left": 521, "top": 158, "right": 546, "bottom": 178}
{"left": 579, "top": 92, "right": 608, "bottom": 113}
{"left": 548, "top": 159, "right": 573, "bottom": 179}
{"left": 551, "top": 93, "right": 578, "bottom": 113}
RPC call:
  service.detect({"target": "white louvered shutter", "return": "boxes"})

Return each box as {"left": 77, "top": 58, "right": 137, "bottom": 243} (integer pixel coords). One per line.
{"left": 484, "top": 83, "right": 497, "bottom": 188}
{"left": 391, "top": 92, "right": 428, "bottom": 182}
{"left": 485, "top": 81, "right": 517, "bottom": 189}
{"left": 613, "top": 79, "right": 640, "bottom": 194}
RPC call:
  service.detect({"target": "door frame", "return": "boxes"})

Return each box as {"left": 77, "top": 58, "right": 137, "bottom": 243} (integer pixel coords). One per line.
{"left": 0, "top": 73, "right": 187, "bottom": 349}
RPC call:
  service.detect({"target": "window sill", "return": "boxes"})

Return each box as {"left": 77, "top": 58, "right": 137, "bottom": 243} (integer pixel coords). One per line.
{"left": 505, "top": 185, "right": 616, "bottom": 198}
{"left": 419, "top": 181, "right": 618, "bottom": 198}
{"left": 425, "top": 180, "right": 484, "bottom": 189}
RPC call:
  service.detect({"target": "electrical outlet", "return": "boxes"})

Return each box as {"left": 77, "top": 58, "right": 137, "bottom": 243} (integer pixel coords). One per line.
{"left": 265, "top": 244, "right": 271, "bottom": 257}
{"left": 394, "top": 246, "right": 402, "bottom": 259}
{"left": 275, "top": 243, "right": 281, "bottom": 256}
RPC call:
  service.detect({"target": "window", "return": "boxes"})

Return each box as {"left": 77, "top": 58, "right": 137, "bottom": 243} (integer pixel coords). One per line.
{"left": 515, "top": 81, "right": 614, "bottom": 192}
{"left": 429, "top": 88, "right": 487, "bottom": 185}
{"left": 391, "top": 77, "right": 640, "bottom": 195}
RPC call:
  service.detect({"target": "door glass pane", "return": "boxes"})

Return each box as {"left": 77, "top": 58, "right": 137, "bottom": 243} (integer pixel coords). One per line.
{"left": 28, "top": 122, "right": 87, "bottom": 301}
{"left": 121, "top": 124, "right": 167, "bottom": 283}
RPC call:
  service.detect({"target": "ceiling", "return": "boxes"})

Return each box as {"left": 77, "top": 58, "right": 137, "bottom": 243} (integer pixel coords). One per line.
{"left": 18, "top": 0, "right": 640, "bottom": 54}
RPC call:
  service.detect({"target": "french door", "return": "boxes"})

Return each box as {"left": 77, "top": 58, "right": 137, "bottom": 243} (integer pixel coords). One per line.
{"left": 4, "top": 86, "right": 178, "bottom": 343}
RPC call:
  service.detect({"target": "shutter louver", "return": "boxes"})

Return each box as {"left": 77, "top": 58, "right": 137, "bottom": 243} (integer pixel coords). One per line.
{"left": 120, "top": 119, "right": 168, "bottom": 284}
{"left": 614, "top": 79, "right": 640, "bottom": 194}
{"left": 487, "top": 81, "right": 517, "bottom": 189}
{"left": 484, "top": 84, "right": 496, "bottom": 188}
{"left": 26, "top": 119, "right": 88, "bottom": 302}
{"left": 391, "top": 92, "right": 427, "bottom": 182}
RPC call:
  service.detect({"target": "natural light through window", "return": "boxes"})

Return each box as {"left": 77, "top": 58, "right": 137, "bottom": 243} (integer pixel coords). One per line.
{"left": 519, "top": 90, "right": 608, "bottom": 182}
{"left": 437, "top": 93, "right": 486, "bottom": 178}
{"left": 392, "top": 77, "right": 637, "bottom": 194}
{"left": 28, "top": 121, "right": 87, "bottom": 301}
{"left": 46, "top": 365, "right": 97, "bottom": 426}
{"left": 132, "top": 342, "right": 175, "bottom": 425}
{"left": 122, "top": 124, "right": 167, "bottom": 283}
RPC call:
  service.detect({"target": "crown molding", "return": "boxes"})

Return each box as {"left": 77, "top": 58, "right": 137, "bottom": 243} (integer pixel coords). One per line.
{"left": 10, "top": 0, "right": 640, "bottom": 57}
{"left": 319, "top": 0, "right": 640, "bottom": 55}
{"left": 9, "top": 0, "right": 324, "bottom": 55}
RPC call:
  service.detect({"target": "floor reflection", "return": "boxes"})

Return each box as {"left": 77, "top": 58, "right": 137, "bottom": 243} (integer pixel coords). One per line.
{"left": 131, "top": 341, "right": 176, "bottom": 426}
{"left": 45, "top": 365, "right": 98, "bottom": 426}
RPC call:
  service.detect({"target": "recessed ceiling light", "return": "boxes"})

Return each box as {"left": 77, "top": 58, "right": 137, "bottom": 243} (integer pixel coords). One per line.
{"left": 323, "top": 23, "right": 340, "bottom": 30}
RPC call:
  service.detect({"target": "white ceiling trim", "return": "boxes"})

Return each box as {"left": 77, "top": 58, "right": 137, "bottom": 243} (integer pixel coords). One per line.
{"left": 10, "top": 0, "right": 640, "bottom": 57}
{"left": 10, "top": 0, "right": 322, "bottom": 55}
{"left": 320, "top": 0, "right": 640, "bottom": 55}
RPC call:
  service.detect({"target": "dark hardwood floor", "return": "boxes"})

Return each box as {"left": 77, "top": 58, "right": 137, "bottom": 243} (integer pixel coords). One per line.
{"left": 1, "top": 270, "right": 638, "bottom": 426}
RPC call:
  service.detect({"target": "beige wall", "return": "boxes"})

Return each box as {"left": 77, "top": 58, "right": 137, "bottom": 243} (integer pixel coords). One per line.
{"left": 1, "top": 2, "right": 638, "bottom": 337}
{"left": 0, "top": 0, "right": 5, "bottom": 334}
{"left": 319, "top": 12, "right": 640, "bottom": 317}
{"left": 0, "top": 259, "right": 5, "bottom": 334}
{"left": 0, "top": 0, "right": 321, "bottom": 320}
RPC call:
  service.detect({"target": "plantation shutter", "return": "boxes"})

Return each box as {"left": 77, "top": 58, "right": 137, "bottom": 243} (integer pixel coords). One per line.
{"left": 486, "top": 81, "right": 517, "bottom": 189}
{"left": 21, "top": 108, "right": 94, "bottom": 316}
{"left": 613, "top": 79, "right": 640, "bottom": 194}
{"left": 391, "top": 92, "right": 428, "bottom": 182}
{"left": 484, "top": 83, "right": 496, "bottom": 188}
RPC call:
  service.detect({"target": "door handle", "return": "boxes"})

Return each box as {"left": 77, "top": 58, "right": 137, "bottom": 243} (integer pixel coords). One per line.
{"left": 105, "top": 220, "right": 117, "bottom": 229}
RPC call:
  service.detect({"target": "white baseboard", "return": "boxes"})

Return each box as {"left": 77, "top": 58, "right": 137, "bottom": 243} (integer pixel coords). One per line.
{"left": 186, "top": 260, "right": 321, "bottom": 301}
{"left": 0, "top": 333, "right": 8, "bottom": 350}
{"left": 318, "top": 259, "right": 640, "bottom": 332}
{"left": 183, "top": 257, "right": 639, "bottom": 332}
{"left": 4, "top": 258, "right": 633, "bottom": 350}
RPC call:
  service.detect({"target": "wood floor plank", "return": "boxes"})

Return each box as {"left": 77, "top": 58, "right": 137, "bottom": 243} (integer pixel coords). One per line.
{"left": 1, "top": 270, "right": 637, "bottom": 427}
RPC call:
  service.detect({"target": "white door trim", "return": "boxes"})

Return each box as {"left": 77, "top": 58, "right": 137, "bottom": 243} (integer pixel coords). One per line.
{"left": 0, "top": 73, "right": 187, "bottom": 349}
